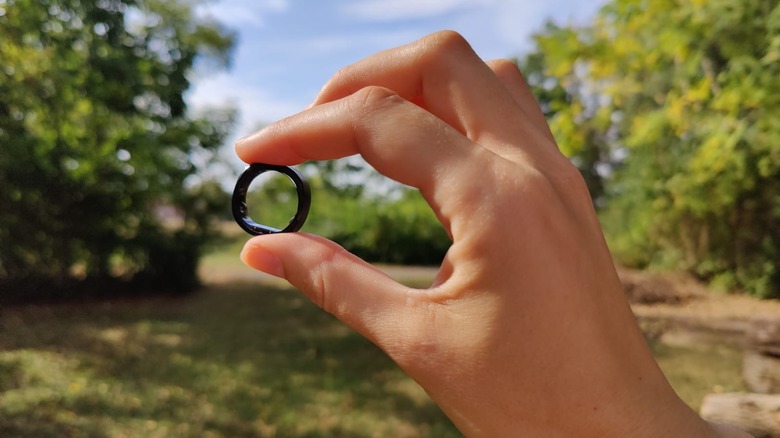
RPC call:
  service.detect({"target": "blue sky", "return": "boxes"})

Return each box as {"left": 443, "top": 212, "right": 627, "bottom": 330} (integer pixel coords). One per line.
{"left": 186, "top": 0, "right": 606, "bottom": 170}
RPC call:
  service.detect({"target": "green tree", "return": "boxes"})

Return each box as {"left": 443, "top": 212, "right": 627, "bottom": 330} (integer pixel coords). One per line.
{"left": 519, "top": 24, "right": 614, "bottom": 204}
{"left": 524, "top": 0, "right": 780, "bottom": 296}
{"left": 0, "top": 0, "right": 235, "bottom": 301}
{"left": 242, "top": 158, "right": 450, "bottom": 266}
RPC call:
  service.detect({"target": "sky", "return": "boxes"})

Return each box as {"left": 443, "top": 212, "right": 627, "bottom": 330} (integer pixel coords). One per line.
{"left": 186, "top": 0, "right": 606, "bottom": 171}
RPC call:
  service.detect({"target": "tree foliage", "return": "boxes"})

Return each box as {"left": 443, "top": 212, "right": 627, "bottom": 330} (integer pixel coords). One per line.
{"left": 523, "top": 0, "right": 780, "bottom": 296}
{"left": 246, "top": 164, "right": 450, "bottom": 266}
{"left": 0, "top": 0, "right": 235, "bottom": 301}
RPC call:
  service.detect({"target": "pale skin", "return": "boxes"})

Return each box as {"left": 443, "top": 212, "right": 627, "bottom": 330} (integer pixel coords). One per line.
{"left": 236, "top": 31, "right": 751, "bottom": 437}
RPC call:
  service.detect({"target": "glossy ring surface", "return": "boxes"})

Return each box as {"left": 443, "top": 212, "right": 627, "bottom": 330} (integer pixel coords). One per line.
{"left": 232, "top": 163, "right": 311, "bottom": 236}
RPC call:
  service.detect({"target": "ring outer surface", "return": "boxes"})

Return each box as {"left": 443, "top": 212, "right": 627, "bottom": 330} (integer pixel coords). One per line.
{"left": 232, "top": 163, "right": 311, "bottom": 236}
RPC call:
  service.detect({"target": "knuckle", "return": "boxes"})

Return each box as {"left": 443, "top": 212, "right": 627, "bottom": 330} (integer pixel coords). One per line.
{"left": 548, "top": 160, "right": 591, "bottom": 199}
{"left": 323, "top": 63, "right": 358, "bottom": 95}
{"left": 419, "top": 30, "right": 476, "bottom": 66}
{"left": 347, "top": 86, "right": 406, "bottom": 142}
{"left": 305, "top": 259, "right": 329, "bottom": 311}
{"left": 328, "top": 63, "right": 352, "bottom": 85}
{"left": 488, "top": 58, "right": 519, "bottom": 74}
{"left": 351, "top": 85, "right": 402, "bottom": 111}
{"left": 424, "top": 30, "right": 471, "bottom": 53}
{"left": 299, "top": 245, "right": 346, "bottom": 315}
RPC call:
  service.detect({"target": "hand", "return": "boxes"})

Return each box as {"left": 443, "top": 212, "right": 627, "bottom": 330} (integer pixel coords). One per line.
{"left": 236, "top": 31, "right": 741, "bottom": 437}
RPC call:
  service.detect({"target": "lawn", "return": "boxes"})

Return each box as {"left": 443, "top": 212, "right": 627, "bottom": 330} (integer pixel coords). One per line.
{"left": 0, "top": 283, "right": 458, "bottom": 437}
{"left": 0, "top": 241, "right": 746, "bottom": 437}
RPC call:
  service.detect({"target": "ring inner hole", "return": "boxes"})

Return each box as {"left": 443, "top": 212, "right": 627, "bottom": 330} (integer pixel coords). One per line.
{"left": 246, "top": 171, "right": 299, "bottom": 230}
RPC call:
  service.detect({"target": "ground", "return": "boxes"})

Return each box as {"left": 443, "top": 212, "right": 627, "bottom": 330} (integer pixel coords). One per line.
{"left": 0, "top": 250, "right": 774, "bottom": 437}
{"left": 202, "top": 253, "right": 780, "bottom": 338}
{"left": 619, "top": 266, "right": 780, "bottom": 341}
{"left": 200, "top": 251, "right": 776, "bottom": 409}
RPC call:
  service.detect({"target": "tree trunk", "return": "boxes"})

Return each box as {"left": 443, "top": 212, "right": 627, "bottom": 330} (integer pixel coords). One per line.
{"left": 700, "top": 393, "right": 780, "bottom": 438}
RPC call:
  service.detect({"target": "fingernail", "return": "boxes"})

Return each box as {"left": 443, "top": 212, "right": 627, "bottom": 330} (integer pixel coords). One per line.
{"left": 241, "top": 243, "right": 285, "bottom": 278}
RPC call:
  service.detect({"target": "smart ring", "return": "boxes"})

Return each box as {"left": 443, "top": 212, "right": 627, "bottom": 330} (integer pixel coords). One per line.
{"left": 232, "top": 163, "right": 311, "bottom": 236}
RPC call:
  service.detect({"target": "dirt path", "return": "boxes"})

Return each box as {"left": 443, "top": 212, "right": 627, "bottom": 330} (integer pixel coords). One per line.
{"left": 633, "top": 294, "right": 780, "bottom": 339}
{"left": 620, "top": 267, "right": 780, "bottom": 341}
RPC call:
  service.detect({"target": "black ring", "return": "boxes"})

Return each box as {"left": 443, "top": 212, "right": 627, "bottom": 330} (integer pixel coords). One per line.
{"left": 232, "top": 163, "right": 311, "bottom": 236}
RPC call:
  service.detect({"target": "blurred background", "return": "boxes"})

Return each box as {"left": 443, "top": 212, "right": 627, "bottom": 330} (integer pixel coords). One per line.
{"left": 1, "top": 0, "right": 779, "bottom": 436}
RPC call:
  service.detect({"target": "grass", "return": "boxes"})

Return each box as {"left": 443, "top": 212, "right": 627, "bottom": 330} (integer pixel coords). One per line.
{"left": 651, "top": 334, "right": 746, "bottom": 409}
{"left": 0, "top": 239, "right": 747, "bottom": 436}
{"left": 0, "top": 283, "right": 458, "bottom": 437}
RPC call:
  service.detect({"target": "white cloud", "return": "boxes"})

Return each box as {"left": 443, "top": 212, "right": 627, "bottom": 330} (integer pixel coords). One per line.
{"left": 187, "top": 70, "right": 306, "bottom": 177}
{"left": 343, "top": 0, "right": 491, "bottom": 22}
{"left": 269, "top": 28, "right": 425, "bottom": 58}
{"left": 187, "top": 71, "right": 303, "bottom": 138}
{"left": 185, "top": 0, "right": 608, "bottom": 181}
{"left": 195, "top": 0, "right": 289, "bottom": 28}
{"left": 492, "top": 0, "right": 604, "bottom": 49}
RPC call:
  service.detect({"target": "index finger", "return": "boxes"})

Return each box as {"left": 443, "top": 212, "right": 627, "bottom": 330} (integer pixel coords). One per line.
{"left": 236, "top": 86, "right": 496, "bottom": 238}
{"left": 311, "top": 31, "right": 551, "bottom": 159}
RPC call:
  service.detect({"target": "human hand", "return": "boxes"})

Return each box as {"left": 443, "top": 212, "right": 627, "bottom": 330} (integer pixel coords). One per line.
{"left": 236, "top": 31, "right": 743, "bottom": 437}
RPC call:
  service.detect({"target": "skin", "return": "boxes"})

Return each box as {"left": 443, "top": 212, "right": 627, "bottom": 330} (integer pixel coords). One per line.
{"left": 236, "top": 31, "right": 751, "bottom": 437}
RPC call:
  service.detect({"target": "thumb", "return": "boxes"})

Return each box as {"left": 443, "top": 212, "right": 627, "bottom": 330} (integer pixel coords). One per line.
{"left": 240, "top": 233, "right": 417, "bottom": 348}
